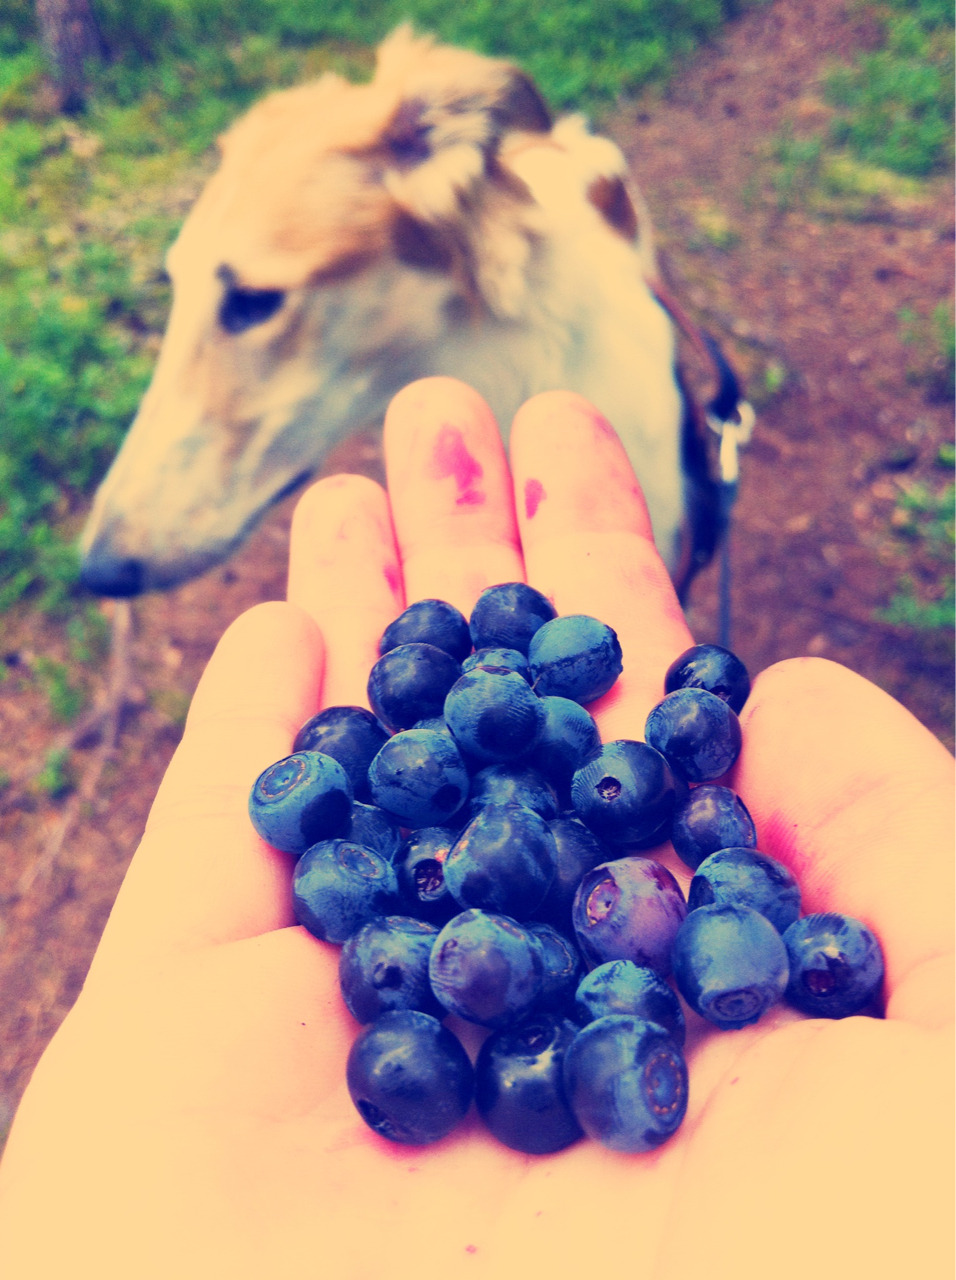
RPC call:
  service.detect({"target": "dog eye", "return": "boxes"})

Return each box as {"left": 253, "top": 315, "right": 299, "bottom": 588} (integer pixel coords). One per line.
{"left": 218, "top": 284, "right": 285, "bottom": 334}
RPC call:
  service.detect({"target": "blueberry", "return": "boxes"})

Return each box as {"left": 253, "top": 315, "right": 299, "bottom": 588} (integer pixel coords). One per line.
{"left": 525, "top": 922, "right": 584, "bottom": 1014}
{"left": 476, "top": 1013, "right": 584, "bottom": 1154}
{"left": 469, "top": 582, "right": 557, "bottom": 655}
{"left": 338, "top": 916, "right": 443, "bottom": 1023}
{"left": 528, "top": 615, "right": 623, "bottom": 705}
{"left": 562, "top": 1015, "right": 688, "bottom": 1153}
{"left": 428, "top": 909, "right": 544, "bottom": 1028}
{"left": 571, "top": 856, "right": 687, "bottom": 976}
{"left": 379, "top": 599, "right": 472, "bottom": 662}
{"left": 571, "top": 739, "right": 683, "bottom": 849}
{"left": 521, "top": 696, "right": 601, "bottom": 800}
{"left": 292, "top": 839, "right": 400, "bottom": 944}
{"left": 461, "top": 647, "right": 532, "bottom": 682}
{"left": 463, "top": 762, "right": 559, "bottom": 822}
{"left": 346, "top": 1010, "right": 474, "bottom": 1145}
{"left": 444, "top": 666, "right": 545, "bottom": 764}
{"left": 248, "top": 751, "right": 353, "bottom": 856}
{"left": 367, "top": 642, "right": 462, "bottom": 731}
{"left": 782, "top": 913, "right": 885, "bottom": 1018}
{"left": 292, "top": 705, "right": 389, "bottom": 802}
{"left": 444, "top": 804, "right": 557, "bottom": 919}
{"left": 664, "top": 643, "right": 751, "bottom": 714}
{"left": 672, "top": 903, "right": 789, "bottom": 1030}
{"left": 644, "top": 688, "right": 742, "bottom": 783}
{"left": 367, "top": 728, "right": 469, "bottom": 828}
{"left": 344, "top": 801, "right": 403, "bottom": 861}
{"left": 689, "top": 847, "right": 801, "bottom": 934}
{"left": 670, "top": 784, "right": 757, "bottom": 871}
{"left": 574, "top": 960, "right": 685, "bottom": 1047}
{"left": 532, "top": 816, "right": 611, "bottom": 935}
{"left": 392, "top": 825, "right": 461, "bottom": 925}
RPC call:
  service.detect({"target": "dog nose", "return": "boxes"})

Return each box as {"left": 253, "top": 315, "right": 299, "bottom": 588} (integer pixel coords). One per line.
{"left": 79, "top": 552, "right": 146, "bottom": 597}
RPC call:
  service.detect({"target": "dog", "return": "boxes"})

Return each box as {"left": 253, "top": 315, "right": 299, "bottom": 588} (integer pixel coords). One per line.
{"left": 79, "top": 27, "right": 722, "bottom": 598}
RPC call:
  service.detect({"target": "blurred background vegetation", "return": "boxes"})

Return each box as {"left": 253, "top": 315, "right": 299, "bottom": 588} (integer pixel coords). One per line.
{"left": 0, "top": 0, "right": 952, "bottom": 629}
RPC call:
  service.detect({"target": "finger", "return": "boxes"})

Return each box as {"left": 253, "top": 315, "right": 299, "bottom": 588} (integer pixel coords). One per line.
{"left": 510, "top": 389, "right": 693, "bottom": 740}
{"left": 287, "top": 473, "right": 404, "bottom": 709}
{"left": 732, "top": 657, "right": 955, "bottom": 1030}
{"left": 383, "top": 376, "right": 525, "bottom": 615}
{"left": 87, "top": 602, "right": 324, "bottom": 978}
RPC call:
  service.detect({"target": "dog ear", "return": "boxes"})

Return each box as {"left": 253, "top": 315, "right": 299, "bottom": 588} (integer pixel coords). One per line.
{"left": 374, "top": 30, "right": 551, "bottom": 224}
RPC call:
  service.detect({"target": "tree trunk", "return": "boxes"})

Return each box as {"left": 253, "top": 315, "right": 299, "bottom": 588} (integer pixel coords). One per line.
{"left": 35, "top": 0, "right": 109, "bottom": 114}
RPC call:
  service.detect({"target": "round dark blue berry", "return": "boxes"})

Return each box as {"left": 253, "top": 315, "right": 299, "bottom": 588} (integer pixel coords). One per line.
{"left": 689, "top": 847, "right": 801, "bottom": 934}
{"left": 574, "top": 960, "right": 685, "bottom": 1047}
{"left": 522, "top": 696, "right": 601, "bottom": 800}
{"left": 670, "top": 784, "right": 757, "bottom": 871}
{"left": 292, "top": 705, "right": 389, "bottom": 801}
{"left": 444, "top": 804, "right": 557, "bottom": 919}
{"left": 367, "top": 728, "right": 469, "bottom": 828}
{"left": 346, "top": 1010, "right": 474, "bottom": 1145}
{"left": 428, "top": 909, "right": 544, "bottom": 1028}
{"left": 571, "top": 856, "right": 687, "bottom": 976}
{"left": 367, "top": 642, "right": 462, "bottom": 732}
{"left": 533, "top": 816, "right": 611, "bottom": 935}
{"left": 672, "top": 903, "right": 789, "bottom": 1030}
{"left": 570, "top": 739, "right": 683, "bottom": 849}
{"left": 248, "top": 751, "right": 353, "bottom": 856}
{"left": 469, "top": 582, "right": 557, "bottom": 655}
{"left": 528, "top": 614, "right": 623, "bottom": 705}
{"left": 463, "top": 762, "right": 559, "bottom": 823}
{"left": 461, "top": 647, "right": 532, "bottom": 682}
{"left": 393, "top": 825, "right": 461, "bottom": 925}
{"left": 782, "top": 913, "right": 885, "bottom": 1019}
{"left": 644, "top": 688, "right": 742, "bottom": 783}
{"left": 379, "top": 599, "right": 472, "bottom": 662}
{"left": 664, "top": 643, "right": 751, "bottom": 714}
{"left": 292, "top": 839, "right": 399, "bottom": 944}
{"left": 562, "top": 1015, "right": 688, "bottom": 1153}
{"left": 338, "top": 916, "right": 443, "bottom": 1023}
{"left": 344, "top": 801, "right": 403, "bottom": 860}
{"left": 444, "top": 666, "right": 545, "bottom": 764}
{"left": 476, "top": 1013, "right": 584, "bottom": 1154}
{"left": 525, "top": 921, "right": 584, "bottom": 1014}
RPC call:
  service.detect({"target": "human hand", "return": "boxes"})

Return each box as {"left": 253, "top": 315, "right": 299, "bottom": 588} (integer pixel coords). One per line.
{"left": 0, "top": 378, "right": 952, "bottom": 1280}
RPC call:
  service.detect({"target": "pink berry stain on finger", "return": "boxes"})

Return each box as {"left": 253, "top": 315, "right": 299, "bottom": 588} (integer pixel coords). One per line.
{"left": 524, "top": 478, "right": 546, "bottom": 519}
{"left": 430, "top": 425, "right": 485, "bottom": 506}
{"left": 383, "top": 560, "right": 403, "bottom": 600}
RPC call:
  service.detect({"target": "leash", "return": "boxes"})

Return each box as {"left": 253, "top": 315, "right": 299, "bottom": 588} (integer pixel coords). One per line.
{"left": 652, "top": 282, "right": 756, "bottom": 649}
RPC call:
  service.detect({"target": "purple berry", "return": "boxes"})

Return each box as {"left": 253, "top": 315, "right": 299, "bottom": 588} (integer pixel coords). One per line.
{"left": 571, "top": 856, "right": 687, "bottom": 975}
{"left": 782, "top": 913, "right": 885, "bottom": 1018}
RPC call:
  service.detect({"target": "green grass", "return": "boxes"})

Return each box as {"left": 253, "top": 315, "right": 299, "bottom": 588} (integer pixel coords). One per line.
{"left": 879, "top": 441, "right": 956, "bottom": 635}
{"left": 0, "top": 0, "right": 747, "bottom": 616}
{"left": 770, "top": 0, "right": 953, "bottom": 210}
{"left": 825, "top": 0, "right": 954, "bottom": 179}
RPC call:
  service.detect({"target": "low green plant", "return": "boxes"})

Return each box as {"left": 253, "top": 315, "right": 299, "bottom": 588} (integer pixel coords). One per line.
{"left": 825, "top": 0, "right": 954, "bottom": 178}
{"left": 33, "top": 744, "right": 75, "bottom": 798}
{"left": 898, "top": 301, "right": 956, "bottom": 401}
{"left": 770, "top": 131, "right": 824, "bottom": 209}
{"left": 31, "top": 655, "right": 86, "bottom": 722}
{"left": 879, "top": 463, "right": 956, "bottom": 634}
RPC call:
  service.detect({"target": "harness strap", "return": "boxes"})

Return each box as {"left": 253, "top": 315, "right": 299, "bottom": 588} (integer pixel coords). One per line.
{"left": 650, "top": 279, "right": 755, "bottom": 647}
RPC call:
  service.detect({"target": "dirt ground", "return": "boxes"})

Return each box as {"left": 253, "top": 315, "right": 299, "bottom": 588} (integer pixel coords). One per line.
{"left": 1, "top": 0, "right": 953, "bottom": 1140}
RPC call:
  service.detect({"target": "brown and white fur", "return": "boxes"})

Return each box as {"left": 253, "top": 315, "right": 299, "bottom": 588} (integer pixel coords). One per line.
{"left": 79, "top": 27, "right": 708, "bottom": 597}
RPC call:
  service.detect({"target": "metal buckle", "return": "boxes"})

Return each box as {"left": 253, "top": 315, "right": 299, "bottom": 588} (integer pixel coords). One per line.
{"left": 706, "top": 400, "right": 756, "bottom": 486}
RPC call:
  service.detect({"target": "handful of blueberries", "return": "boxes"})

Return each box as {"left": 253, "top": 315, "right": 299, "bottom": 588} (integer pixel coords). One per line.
{"left": 249, "top": 584, "right": 885, "bottom": 1155}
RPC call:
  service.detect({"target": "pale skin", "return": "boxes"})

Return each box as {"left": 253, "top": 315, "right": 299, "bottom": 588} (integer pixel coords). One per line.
{"left": 0, "top": 378, "right": 952, "bottom": 1280}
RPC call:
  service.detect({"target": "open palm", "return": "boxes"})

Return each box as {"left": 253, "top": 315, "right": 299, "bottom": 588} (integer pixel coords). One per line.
{"left": 1, "top": 379, "right": 952, "bottom": 1280}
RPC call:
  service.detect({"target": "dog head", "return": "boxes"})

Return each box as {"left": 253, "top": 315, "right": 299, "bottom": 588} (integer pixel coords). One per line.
{"left": 79, "top": 28, "right": 553, "bottom": 594}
